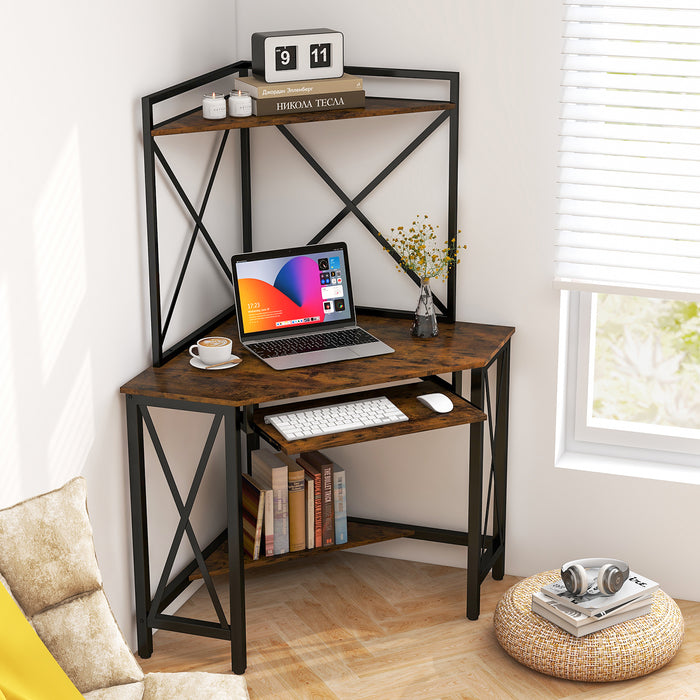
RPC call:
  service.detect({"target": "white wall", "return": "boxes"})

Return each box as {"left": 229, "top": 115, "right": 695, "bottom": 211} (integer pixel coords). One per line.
{"left": 236, "top": 1, "right": 700, "bottom": 603}
{"left": 2, "top": 0, "right": 697, "bottom": 657}
{"left": 0, "top": 0, "right": 238, "bottom": 646}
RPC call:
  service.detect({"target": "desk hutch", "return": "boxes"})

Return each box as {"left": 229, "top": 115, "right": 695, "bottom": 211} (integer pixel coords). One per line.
{"left": 121, "top": 61, "right": 514, "bottom": 674}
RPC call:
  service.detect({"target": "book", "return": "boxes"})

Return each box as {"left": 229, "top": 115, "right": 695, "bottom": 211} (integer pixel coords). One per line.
{"left": 251, "top": 90, "right": 365, "bottom": 117}
{"left": 249, "top": 461, "right": 274, "bottom": 557}
{"left": 251, "top": 449, "right": 289, "bottom": 555}
{"left": 297, "top": 455, "right": 322, "bottom": 548}
{"left": 332, "top": 464, "right": 348, "bottom": 546}
{"left": 282, "top": 454, "right": 306, "bottom": 552}
{"left": 304, "top": 473, "right": 315, "bottom": 550}
{"left": 540, "top": 571, "right": 659, "bottom": 617}
{"left": 234, "top": 72, "right": 363, "bottom": 99}
{"left": 240, "top": 474, "right": 265, "bottom": 560}
{"left": 532, "top": 593, "right": 653, "bottom": 637}
{"left": 298, "top": 451, "right": 335, "bottom": 546}
{"left": 532, "top": 589, "right": 652, "bottom": 627}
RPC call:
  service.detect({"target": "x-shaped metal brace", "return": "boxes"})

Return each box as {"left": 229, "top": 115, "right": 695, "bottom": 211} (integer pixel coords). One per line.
{"left": 141, "top": 406, "right": 229, "bottom": 632}
{"left": 275, "top": 111, "right": 452, "bottom": 316}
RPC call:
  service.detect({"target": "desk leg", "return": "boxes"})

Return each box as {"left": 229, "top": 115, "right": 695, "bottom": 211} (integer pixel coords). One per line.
{"left": 225, "top": 407, "right": 247, "bottom": 674}
{"left": 491, "top": 341, "right": 511, "bottom": 580}
{"left": 125, "top": 396, "right": 153, "bottom": 658}
{"left": 467, "top": 369, "right": 485, "bottom": 620}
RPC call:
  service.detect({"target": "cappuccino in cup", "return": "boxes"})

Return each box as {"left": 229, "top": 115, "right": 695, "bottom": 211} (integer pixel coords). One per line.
{"left": 189, "top": 336, "right": 232, "bottom": 365}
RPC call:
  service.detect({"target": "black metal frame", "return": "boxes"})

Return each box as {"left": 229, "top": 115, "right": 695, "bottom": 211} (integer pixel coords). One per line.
{"left": 142, "top": 62, "right": 459, "bottom": 367}
{"left": 125, "top": 339, "right": 510, "bottom": 673}
{"left": 126, "top": 394, "right": 246, "bottom": 670}
{"left": 129, "top": 63, "right": 511, "bottom": 674}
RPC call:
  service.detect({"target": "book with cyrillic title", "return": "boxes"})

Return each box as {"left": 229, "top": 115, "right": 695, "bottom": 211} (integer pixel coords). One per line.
{"left": 234, "top": 72, "right": 363, "bottom": 99}
{"left": 296, "top": 455, "right": 322, "bottom": 548}
{"left": 298, "top": 451, "right": 334, "bottom": 546}
{"left": 251, "top": 90, "right": 365, "bottom": 117}
{"left": 304, "top": 473, "right": 315, "bottom": 549}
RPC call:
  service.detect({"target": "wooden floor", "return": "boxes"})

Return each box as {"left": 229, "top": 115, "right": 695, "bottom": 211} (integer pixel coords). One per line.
{"left": 139, "top": 552, "right": 700, "bottom": 699}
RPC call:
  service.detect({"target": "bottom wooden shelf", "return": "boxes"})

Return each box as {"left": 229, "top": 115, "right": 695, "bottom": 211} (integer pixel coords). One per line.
{"left": 189, "top": 519, "right": 415, "bottom": 580}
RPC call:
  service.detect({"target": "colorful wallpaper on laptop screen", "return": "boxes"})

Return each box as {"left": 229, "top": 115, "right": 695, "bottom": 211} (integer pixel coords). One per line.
{"left": 238, "top": 255, "right": 325, "bottom": 334}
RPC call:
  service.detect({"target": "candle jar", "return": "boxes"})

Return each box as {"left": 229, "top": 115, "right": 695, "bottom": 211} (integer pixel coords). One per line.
{"left": 229, "top": 90, "right": 252, "bottom": 117}
{"left": 202, "top": 93, "right": 227, "bottom": 119}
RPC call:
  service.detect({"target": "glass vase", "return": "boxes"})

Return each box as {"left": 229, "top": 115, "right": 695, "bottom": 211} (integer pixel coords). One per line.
{"left": 411, "top": 278, "right": 438, "bottom": 338}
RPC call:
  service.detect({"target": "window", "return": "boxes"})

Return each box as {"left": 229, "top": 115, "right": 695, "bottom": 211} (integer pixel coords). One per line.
{"left": 572, "top": 292, "right": 700, "bottom": 456}
{"left": 556, "top": 1, "right": 700, "bottom": 463}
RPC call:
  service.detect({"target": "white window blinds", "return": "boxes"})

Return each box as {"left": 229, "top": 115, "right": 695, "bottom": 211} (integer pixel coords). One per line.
{"left": 555, "top": 0, "right": 700, "bottom": 299}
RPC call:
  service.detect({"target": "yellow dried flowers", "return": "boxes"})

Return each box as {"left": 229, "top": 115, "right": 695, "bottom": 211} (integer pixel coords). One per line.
{"left": 380, "top": 214, "right": 466, "bottom": 282}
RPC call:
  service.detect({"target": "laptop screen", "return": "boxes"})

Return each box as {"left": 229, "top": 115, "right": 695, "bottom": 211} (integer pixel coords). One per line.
{"left": 232, "top": 242, "right": 355, "bottom": 339}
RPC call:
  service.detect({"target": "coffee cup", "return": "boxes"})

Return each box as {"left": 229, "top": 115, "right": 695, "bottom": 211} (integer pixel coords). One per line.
{"left": 189, "top": 336, "right": 232, "bottom": 365}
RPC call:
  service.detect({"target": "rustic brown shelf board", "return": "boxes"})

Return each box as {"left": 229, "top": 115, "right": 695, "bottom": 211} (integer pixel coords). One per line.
{"left": 152, "top": 97, "right": 454, "bottom": 136}
{"left": 252, "top": 379, "right": 485, "bottom": 455}
{"left": 120, "top": 316, "right": 514, "bottom": 408}
{"left": 189, "top": 520, "right": 415, "bottom": 579}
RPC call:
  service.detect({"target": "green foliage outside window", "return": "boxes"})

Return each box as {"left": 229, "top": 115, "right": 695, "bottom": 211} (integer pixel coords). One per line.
{"left": 592, "top": 294, "right": 700, "bottom": 430}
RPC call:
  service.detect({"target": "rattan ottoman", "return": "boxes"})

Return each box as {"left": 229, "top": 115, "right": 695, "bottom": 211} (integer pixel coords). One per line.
{"left": 494, "top": 570, "right": 684, "bottom": 682}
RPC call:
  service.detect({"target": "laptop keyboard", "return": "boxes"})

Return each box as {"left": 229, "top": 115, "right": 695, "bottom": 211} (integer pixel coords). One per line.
{"left": 248, "top": 328, "right": 378, "bottom": 359}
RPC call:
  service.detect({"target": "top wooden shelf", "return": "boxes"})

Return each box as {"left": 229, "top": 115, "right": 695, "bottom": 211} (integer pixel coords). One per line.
{"left": 152, "top": 96, "right": 455, "bottom": 136}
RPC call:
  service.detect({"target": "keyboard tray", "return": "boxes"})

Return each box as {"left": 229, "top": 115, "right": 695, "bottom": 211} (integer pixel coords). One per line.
{"left": 251, "top": 379, "right": 486, "bottom": 454}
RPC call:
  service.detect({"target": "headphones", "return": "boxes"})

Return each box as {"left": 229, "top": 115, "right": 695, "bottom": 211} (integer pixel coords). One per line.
{"left": 560, "top": 558, "right": 630, "bottom": 596}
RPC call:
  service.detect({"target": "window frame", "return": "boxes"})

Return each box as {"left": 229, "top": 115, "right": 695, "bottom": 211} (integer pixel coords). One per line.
{"left": 561, "top": 290, "right": 700, "bottom": 467}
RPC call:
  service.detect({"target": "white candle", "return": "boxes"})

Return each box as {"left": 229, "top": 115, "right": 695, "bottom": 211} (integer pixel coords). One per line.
{"left": 202, "top": 92, "right": 226, "bottom": 119}
{"left": 229, "top": 90, "right": 252, "bottom": 118}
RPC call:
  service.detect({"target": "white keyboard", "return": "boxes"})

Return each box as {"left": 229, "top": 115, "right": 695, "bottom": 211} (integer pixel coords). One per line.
{"left": 264, "top": 395, "right": 409, "bottom": 441}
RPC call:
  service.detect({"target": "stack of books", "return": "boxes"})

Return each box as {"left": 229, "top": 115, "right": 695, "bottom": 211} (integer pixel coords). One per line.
{"left": 532, "top": 571, "right": 659, "bottom": 637}
{"left": 233, "top": 73, "right": 365, "bottom": 117}
{"left": 242, "top": 448, "right": 348, "bottom": 560}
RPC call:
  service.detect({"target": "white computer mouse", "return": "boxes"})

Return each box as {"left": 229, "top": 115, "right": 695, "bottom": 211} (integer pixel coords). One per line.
{"left": 417, "top": 392, "right": 454, "bottom": 413}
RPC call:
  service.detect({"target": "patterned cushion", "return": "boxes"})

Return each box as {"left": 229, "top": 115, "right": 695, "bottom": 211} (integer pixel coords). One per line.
{"left": 494, "top": 570, "right": 684, "bottom": 682}
{"left": 33, "top": 589, "right": 144, "bottom": 694}
{"left": 0, "top": 477, "right": 102, "bottom": 616}
{"left": 143, "top": 672, "right": 249, "bottom": 700}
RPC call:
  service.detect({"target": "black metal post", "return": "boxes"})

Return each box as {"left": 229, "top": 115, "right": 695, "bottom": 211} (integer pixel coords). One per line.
{"left": 446, "top": 73, "right": 460, "bottom": 323}
{"left": 240, "top": 129, "right": 252, "bottom": 252}
{"left": 125, "top": 395, "right": 153, "bottom": 657}
{"left": 467, "top": 368, "right": 485, "bottom": 620}
{"left": 225, "top": 407, "right": 247, "bottom": 674}
{"left": 491, "top": 341, "right": 511, "bottom": 580}
{"left": 141, "top": 99, "right": 163, "bottom": 368}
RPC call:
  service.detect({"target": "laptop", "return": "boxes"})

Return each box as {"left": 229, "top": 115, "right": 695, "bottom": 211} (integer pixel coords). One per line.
{"left": 231, "top": 242, "right": 394, "bottom": 370}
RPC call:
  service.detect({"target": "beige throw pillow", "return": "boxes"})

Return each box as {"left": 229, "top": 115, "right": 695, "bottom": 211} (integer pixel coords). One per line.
{"left": 143, "top": 672, "right": 249, "bottom": 700}
{"left": 33, "top": 588, "right": 144, "bottom": 694}
{"left": 0, "top": 477, "right": 102, "bottom": 616}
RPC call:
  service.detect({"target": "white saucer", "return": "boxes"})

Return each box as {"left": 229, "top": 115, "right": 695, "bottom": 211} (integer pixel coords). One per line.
{"left": 190, "top": 354, "right": 241, "bottom": 370}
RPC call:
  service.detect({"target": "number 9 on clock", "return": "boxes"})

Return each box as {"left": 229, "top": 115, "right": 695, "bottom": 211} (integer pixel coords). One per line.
{"left": 275, "top": 45, "right": 297, "bottom": 71}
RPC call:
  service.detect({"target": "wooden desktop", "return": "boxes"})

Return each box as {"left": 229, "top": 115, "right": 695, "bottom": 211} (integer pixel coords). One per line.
{"left": 121, "top": 313, "right": 513, "bottom": 674}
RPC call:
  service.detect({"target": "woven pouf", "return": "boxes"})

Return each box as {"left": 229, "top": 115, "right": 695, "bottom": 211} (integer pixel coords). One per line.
{"left": 494, "top": 570, "right": 684, "bottom": 682}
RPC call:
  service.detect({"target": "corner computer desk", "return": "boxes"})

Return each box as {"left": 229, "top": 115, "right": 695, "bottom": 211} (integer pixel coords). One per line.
{"left": 120, "top": 313, "right": 514, "bottom": 674}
